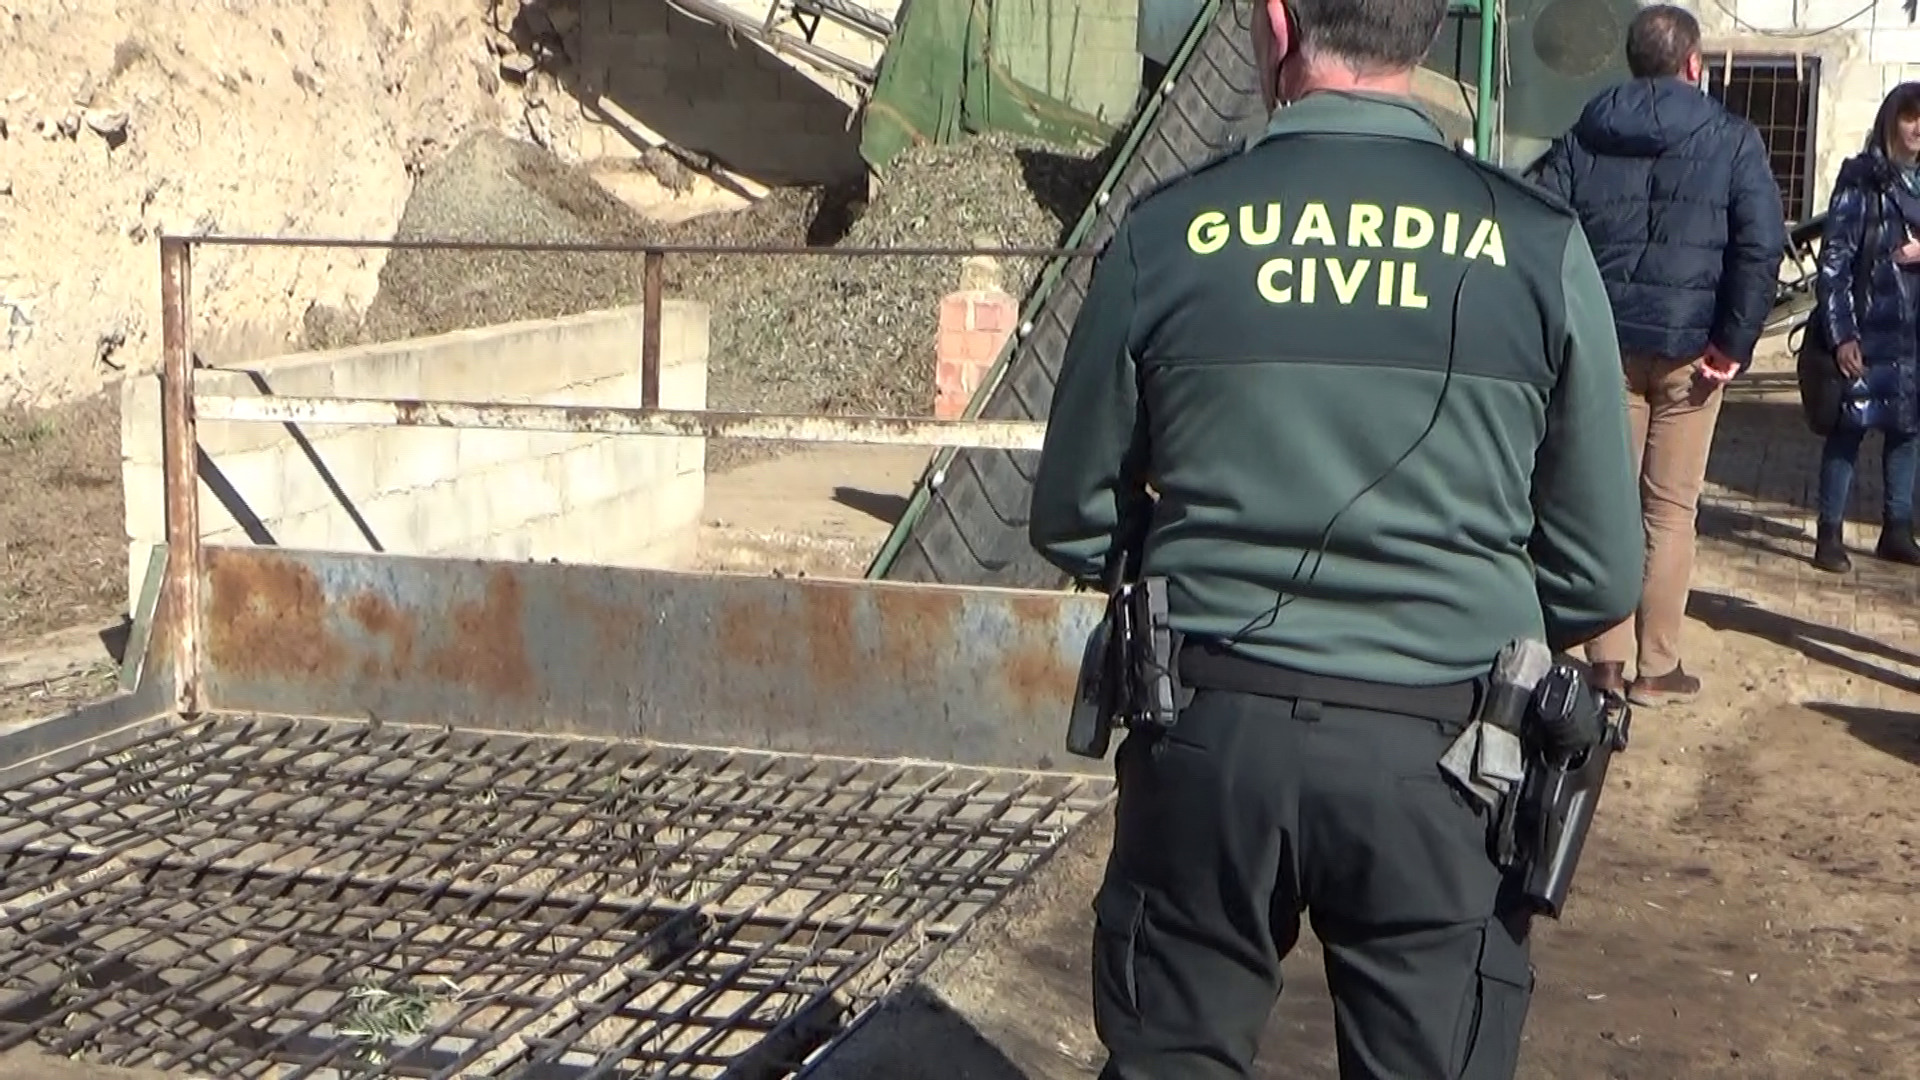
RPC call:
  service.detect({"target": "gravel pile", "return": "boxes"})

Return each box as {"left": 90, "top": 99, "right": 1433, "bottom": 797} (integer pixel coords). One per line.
{"left": 346, "top": 134, "right": 661, "bottom": 344}
{"left": 320, "top": 129, "right": 1108, "bottom": 470}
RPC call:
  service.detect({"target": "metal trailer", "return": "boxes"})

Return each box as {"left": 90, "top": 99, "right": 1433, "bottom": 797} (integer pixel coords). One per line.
{"left": 0, "top": 548, "right": 1117, "bottom": 1080}
{"left": 0, "top": 236, "right": 1119, "bottom": 1080}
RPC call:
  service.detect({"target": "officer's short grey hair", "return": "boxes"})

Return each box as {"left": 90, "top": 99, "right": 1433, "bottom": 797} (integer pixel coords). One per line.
{"left": 1291, "top": 0, "right": 1449, "bottom": 74}
{"left": 1624, "top": 4, "right": 1701, "bottom": 79}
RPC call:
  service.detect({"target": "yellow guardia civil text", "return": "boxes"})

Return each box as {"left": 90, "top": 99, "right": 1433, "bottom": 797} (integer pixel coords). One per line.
{"left": 1184, "top": 202, "right": 1506, "bottom": 310}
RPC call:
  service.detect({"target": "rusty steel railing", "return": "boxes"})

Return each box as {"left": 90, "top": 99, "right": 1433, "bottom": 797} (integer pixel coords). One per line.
{"left": 192, "top": 396, "right": 1050, "bottom": 450}
{"left": 155, "top": 234, "right": 1094, "bottom": 716}
{"left": 159, "top": 238, "right": 201, "bottom": 718}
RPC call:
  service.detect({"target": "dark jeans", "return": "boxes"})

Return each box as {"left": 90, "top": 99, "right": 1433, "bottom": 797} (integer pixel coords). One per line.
{"left": 1092, "top": 690, "right": 1534, "bottom": 1079}
{"left": 1817, "top": 426, "right": 1919, "bottom": 526}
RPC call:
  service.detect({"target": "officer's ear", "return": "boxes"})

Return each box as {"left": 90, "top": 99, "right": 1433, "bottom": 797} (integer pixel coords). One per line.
{"left": 1267, "top": 0, "right": 1294, "bottom": 58}
{"left": 1257, "top": 0, "right": 1295, "bottom": 109}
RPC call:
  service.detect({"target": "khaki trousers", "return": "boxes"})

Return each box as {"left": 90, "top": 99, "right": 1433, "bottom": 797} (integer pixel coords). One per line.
{"left": 1585, "top": 354, "right": 1725, "bottom": 678}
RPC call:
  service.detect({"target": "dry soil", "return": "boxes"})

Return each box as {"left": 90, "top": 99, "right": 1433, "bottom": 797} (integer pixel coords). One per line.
{"left": 0, "top": 393, "right": 124, "bottom": 643}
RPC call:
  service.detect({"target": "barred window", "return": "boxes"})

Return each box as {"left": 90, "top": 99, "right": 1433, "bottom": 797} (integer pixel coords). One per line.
{"left": 1706, "top": 55, "right": 1822, "bottom": 223}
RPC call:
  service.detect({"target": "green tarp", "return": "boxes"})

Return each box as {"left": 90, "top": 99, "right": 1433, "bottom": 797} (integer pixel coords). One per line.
{"left": 859, "top": 0, "right": 1127, "bottom": 169}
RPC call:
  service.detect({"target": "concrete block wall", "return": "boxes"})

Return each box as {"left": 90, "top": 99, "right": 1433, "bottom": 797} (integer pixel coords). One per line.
{"left": 119, "top": 304, "right": 709, "bottom": 611}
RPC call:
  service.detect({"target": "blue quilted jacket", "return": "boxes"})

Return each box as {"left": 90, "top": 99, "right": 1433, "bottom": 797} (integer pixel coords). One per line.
{"left": 1529, "top": 78, "right": 1786, "bottom": 369}
{"left": 1816, "top": 152, "right": 1920, "bottom": 435}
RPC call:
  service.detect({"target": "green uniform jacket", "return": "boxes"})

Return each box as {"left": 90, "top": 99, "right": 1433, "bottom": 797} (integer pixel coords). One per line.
{"left": 1028, "top": 91, "right": 1644, "bottom": 686}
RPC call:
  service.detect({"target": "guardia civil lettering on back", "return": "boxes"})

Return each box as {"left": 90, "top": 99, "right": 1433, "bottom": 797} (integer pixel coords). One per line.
{"left": 1031, "top": 98, "right": 1643, "bottom": 688}
{"left": 1024, "top": 0, "right": 1644, "bottom": 1074}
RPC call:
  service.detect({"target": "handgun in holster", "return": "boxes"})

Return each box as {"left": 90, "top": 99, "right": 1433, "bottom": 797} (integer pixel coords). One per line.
{"left": 1065, "top": 513, "right": 1183, "bottom": 760}
{"left": 1517, "top": 663, "right": 1633, "bottom": 918}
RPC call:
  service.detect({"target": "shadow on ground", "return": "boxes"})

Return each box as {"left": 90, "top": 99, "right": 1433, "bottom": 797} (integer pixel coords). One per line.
{"left": 832, "top": 486, "right": 909, "bottom": 525}
{"left": 1015, "top": 145, "right": 1124, "bottom": 240}
{"left": 1803, "top": 701, "right": 1920, "bottom": 769}
{"left": 1688, "top": 589, "right": 1920, "bottom": 697}
{"left": 1707, "top": 395, "right": 1893, "bottom": 528}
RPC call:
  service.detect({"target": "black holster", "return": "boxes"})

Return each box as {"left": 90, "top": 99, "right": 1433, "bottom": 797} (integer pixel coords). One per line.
{"left": 1065, "top": 505, "right": 1185, "bottom": 760}
{"left": 1066, "top": 576, "right": 1185, "bottom": 759}
{"left": 1515, "top": 662, "right": 1632, "bottom": 918}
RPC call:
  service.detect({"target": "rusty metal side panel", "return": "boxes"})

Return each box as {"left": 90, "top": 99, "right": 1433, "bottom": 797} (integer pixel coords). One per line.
{"left": 195, "top": 547, "right": 1106, "bottom": 774}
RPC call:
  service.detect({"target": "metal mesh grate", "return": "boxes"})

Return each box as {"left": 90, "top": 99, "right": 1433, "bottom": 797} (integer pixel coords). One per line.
{"left": 1708, "top": 57, "right": 1820, "bottom": 223}
{"left": 0, "top": 716, "right": 1111, "bottom": 1079}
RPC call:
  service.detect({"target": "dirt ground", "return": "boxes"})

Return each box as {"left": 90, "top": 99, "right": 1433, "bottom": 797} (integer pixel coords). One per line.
{"left": 0, "top": 392, "right": 125, "bottom": 645}
{"left": 1506, "top": 639, "right": 1920, "bottom": 1078}
{"left": 695, "top": 444, "right": 931, "bottom": 579}
{"left": 0, "top": 392, "right": 124, "bottom": 727}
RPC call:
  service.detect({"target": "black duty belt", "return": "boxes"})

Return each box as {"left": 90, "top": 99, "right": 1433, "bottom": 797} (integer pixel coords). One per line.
{"left": 1178, "top": 641, "right": 1485, "bottom": 726}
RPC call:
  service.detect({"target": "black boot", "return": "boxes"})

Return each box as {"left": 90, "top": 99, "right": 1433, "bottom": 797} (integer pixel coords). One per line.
{"left": 1812, "top": 521, "right": 1852, "bottom": 574}
{"left": 1876, "top": 519, "right": 1920, "bottom": 565}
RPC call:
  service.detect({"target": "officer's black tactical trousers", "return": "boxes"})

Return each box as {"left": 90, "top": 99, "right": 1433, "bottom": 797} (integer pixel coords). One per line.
{"left": 1091, "top": 688, "right": 1535, "bottom": 1080}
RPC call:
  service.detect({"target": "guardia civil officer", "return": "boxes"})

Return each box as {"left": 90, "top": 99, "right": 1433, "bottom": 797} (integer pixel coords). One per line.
{"left": 1026, "top": 0, "right": 1645, "bottom": 1073}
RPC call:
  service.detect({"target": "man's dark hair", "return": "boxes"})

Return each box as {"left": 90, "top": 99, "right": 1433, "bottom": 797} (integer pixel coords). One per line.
{"left": 1625, "top": 5, "right": 1702, "bottom": 79}
{"left": 1293, "top": 0, "right": 1449, "bottom": 73}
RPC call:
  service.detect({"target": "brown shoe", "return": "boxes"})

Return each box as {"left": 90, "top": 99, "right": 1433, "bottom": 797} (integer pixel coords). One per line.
{"left": 1629, "top": 664, "right": 1701, "bottom": 707}
{"left": 1588, "top": 661, "right": 1627, "bottom": 698}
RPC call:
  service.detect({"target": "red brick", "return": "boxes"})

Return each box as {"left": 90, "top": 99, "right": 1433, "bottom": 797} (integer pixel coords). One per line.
{"left": 933, "top": 290, "right": 1018, "bottom": 420}
{"left": 935, "top": 329, "right": 973, "bottom": 365}
{"left": 967, "top": 328, "right": 1010, "bottom": 363}
{"left": 938, "top": 294, "right": 974, "bottom": 333}
{"left": 968, "top": 294, "right": 1018, "bottom": 334}
{"left": 935, "top": 388, "right": 970, "bottom": 420}
{"left": 935, "top": 357, "right": 968, "bottom": 396}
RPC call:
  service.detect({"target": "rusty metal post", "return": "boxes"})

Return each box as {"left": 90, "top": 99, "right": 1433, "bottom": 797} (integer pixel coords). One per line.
{"left": 159, "top": 237, "right": 202, "bottom": 716}
{"left": 641, "top": 250, "right": 664, "bottom": 409}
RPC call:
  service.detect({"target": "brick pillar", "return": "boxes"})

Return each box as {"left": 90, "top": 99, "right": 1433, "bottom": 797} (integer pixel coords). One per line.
{"left": 935, "top": 290, "right": 1016, "bottom": 420}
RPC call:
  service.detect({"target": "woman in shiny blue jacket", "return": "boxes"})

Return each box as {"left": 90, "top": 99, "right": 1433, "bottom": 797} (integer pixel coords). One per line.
{"left": 1811, "top": 82, "right": 1920, "bottom": 573}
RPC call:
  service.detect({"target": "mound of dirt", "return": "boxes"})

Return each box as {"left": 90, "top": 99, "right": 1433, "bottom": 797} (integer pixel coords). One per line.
{"left": 0, "top": 0, "right": 519, "bottom": 409}
{"left": 327, "top": 130, "right": 1107, "bottom": 469}
{"left": 342, "top": 132, "right": 662, "bottom": 344}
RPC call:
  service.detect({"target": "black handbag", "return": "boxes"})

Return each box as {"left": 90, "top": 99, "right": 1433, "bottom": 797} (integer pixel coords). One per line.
{"left": 1795, "top": 197, "right": 1882, "bottom": 436}
{"left": 1793, "top": 319, "right": 1845, "bottom": 435}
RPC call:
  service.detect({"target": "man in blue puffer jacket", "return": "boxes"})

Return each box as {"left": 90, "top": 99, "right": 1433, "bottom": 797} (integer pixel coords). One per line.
{"left": 1529, "top": 4, "right": 1785, "bottom": 708}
